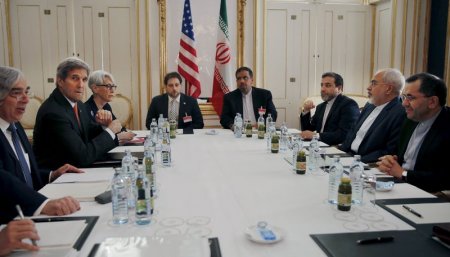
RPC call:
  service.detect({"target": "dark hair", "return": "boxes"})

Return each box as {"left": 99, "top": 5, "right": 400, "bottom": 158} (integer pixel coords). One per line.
{"left": 322, "top": 72, "right": 344, "bottom": 89}
{"left": 406, "top": 73, "right": 447, "bottom": 106}
{"left": 164, "top": 72, "right": 182, "bottom": 85}
{"left": 235, "top": 66, "right": 253, "bottom": 79}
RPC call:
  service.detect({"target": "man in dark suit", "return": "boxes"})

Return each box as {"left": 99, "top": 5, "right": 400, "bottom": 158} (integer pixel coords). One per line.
{"left": 33, "top": 57, "right": 123, "bottom": 169}
{"left": 145, "top": 72, "right": 204, "bottom": 129}
{"left": 300, "top": 72, "right": 360, "bottom": 145}
{"left": 377, "top": 73, "right": 450, "bottom": 192}
{"left": 220, "top": 67, "right": 277, "bottom": 129}
{"left": 339, "top": 68, "right": 406, "bottom": 163}
{"left": 0, "top": 66, "right": 80, "bottom": 223}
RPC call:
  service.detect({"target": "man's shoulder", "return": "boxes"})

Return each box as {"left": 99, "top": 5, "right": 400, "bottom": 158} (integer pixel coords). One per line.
{"left": 253, "top": 87, "right": 271, "bottom": 94}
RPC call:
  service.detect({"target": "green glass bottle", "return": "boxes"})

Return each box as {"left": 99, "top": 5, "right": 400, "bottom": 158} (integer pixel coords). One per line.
{"left": 245, "top": 120, "right": 253, "bottom": 137}
{"left": 295, "top": 150, "right": 306, "bottom": 174}
{"left": 337, "top": 177, "right": 352, "bottom": 211}
{"left": 271, "top": 133, "right": 279, "bottom": 153}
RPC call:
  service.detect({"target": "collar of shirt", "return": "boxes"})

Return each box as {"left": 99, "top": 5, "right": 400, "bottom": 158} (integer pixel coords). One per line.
{"left": 63, "top": 95, "right": 77, "bottom": 108}
{"left": 326, "top": 95, "right": 337, "bottom": 106}
{"left": 168, "top": 94, "right": 181, "bottom": 103}
{"left": 419, "top": 108, "right": 441, "bottom": 128}
{"left": 0, "top": 117, "right": 11, "bottom": 134}
{"left": 241, "top": 87, "right": 253, "bottom": 98}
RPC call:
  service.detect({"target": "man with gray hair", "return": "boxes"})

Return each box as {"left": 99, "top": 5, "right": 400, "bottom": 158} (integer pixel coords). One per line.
{"left": 339, "top": 68, "right": 406, "bottom": 163}
{"left": 33, "top": 57, "right": 122, "bottom": 169}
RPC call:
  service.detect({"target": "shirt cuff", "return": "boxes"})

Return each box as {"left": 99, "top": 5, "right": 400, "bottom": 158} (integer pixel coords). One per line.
{"left": 34, "top": 199, "right": 50, "bottom": 216}
{"left": 105, "top": 128, "right": 116, "bottom": 139}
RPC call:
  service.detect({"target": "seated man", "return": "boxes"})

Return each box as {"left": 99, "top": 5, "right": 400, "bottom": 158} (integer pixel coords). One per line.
{"left": 85, "top": 70, "right": 135, "bottom": 144}
{"left": 33, "top": 57, "right": 122, "bottom": 169}
{"left": 300, "top": 72, "right": 359, "bottom": 145}
{"left": 221, "top": 67, "right": 277, "bottom": 129}
{"left": 339, "top": 68, "right": 406, "bottom": 163}
{"left": 377, "top": 73, "right": 450, "bottom": 192}
{"left": 145, "top": 72, "right": 204, "bottom": 129}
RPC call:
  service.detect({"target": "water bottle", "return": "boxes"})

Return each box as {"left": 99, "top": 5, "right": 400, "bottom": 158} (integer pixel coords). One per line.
{"left": 121, "top": 149, "right": 135, "bottom": 209}
{"left": 111, "top": 169, "right": 128, "bottom": 224}
{"left": 308, "top": 134, "right": 320, "bottom": 173}
{"left": 257, "top": 114, "right": 265, "bottom": 139}
{"left": 135, "top": 167, "right": 152, "bottom": 225}
{"left": 163, "top": 118, "right": 170, "bottom": 134}
{"left": 265, "top": 113, "right": 273, "bottom": 133}
{"left": 150, "top": 118, "right": 158, "bottom": 147}
{"left": 161, "top": 133, "right": 171, "bottom": 166}
{"left": 291, "top": 138, "right": 301, "bottom": 170}
{"left": 157, "top": 114, "right": 164, "bottom": 129}
{"left": 234, "top": 113, "right": 243, "bottom": 138}
{"left": 279, "top": 121, "right": 288, "bottom": 152}
{"left": 143, "top": 142, "right": 156, "bottom": 199}
{"left": 328, "top": 155, "right": 344, "bottom": 204}
{"left": 349, "top": 155, "right": 364, "bottom": 205}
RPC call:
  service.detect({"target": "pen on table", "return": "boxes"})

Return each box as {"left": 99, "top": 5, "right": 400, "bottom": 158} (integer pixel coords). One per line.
{"left": 357, "top": 236, "right": 394, "bottom": 245}
{"left": 402, "top": 205, "right": 423, "bottom": 218}
{"left": 15, "top": 205, "right": 38, "bottom": 246}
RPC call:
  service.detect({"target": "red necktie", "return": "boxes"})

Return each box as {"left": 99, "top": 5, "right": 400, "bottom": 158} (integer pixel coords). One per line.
{"left": 73, "top": 103, "right": 81, "bottom": 127}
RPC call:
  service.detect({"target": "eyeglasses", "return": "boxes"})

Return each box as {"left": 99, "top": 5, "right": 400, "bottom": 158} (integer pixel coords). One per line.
{"left": 401, "top": 94, "right": 430, "bottom": 102}
{"left": 97, "top": 84, "right": 117, "bottom": 90}
{"left": 369, "top": 80, "right": 388, "bottom": 87}
{"left": 9, "top": 87, "right": 33, "bottom": 101}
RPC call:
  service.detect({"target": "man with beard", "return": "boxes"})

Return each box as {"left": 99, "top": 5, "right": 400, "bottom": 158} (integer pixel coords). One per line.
{"left": 300, "top": 72, "right": 359, "bottom": 145}
{"left": 220, "top": 67, "right": 277, "bottom": 129}
{"left": 145, "top": 72, "right": 204, "bottom": 129}
{"left": 339, "top": 68, "right": 406, "bottom": 163}
{"left": 377, "top": 73, "right": 450, "bottom": 193}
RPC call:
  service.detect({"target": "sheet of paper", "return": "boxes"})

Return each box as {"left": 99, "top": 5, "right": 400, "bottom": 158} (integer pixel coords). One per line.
{"left": 33, "top": 220, "right": 87, "bottom": 248}
{"left": 39, "top": 182, "right": 110, "bottom": 201}
{"left": 108, "top": 145, "right": 144, "bottom": 153}
{"left": 53, "top": 168, "right": 114, "bottom": 184}
{"left": 387, "top": 203, "right": 450, "bottom": 224}
{"left": 302, "top": 141, "right": 329, "bottom": 147}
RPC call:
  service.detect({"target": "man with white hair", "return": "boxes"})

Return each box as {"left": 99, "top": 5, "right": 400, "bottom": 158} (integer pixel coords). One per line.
{"left": 339, "top": 68, "right": 406, "bottom": 163}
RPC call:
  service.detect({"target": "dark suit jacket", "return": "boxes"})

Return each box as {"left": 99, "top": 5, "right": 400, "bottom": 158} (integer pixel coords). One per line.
{"left": 339, "top": 97, "right": 406, "bottom": 163}
{"left": 33, "top": 88, "right": 118, "bottom": 169}
{"left": 0, "top": 170, "right": 47, "bottom": 224}
{"left": 397, "top": 107, "right": 450, "bottom": 192}
{"left": 220, "top": 87, "right": 277, "bottom": 129}
{"left": 300, "top": 94, "right": 360, "bottom": 145}
{"left": 0, "top": 122, "right": 48, "bottom": 190}
{"left": 145, "top": 93, "right": 204, "bottom": 129}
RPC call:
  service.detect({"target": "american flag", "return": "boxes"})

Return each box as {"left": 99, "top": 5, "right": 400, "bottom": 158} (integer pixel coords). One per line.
{"left": 177, "top": 0, "right": 201, "bottom": 98}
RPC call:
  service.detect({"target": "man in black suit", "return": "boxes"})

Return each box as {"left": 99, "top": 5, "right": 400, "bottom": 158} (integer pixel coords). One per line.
{"left": 377, "top": 73, "right": 450, "bottom": 192}
{"left": 339, "top": 68, "right": 406, "bottom": 163}
{"left": 300, "top": 72, "right": 360, "bottom": 145}
{"left": 220, "top": 67, "right": 277, "bottom": 129}
{"left": 0, "top": 66, "right": 80, "bottom": 223}
{"left": 145, "top": 72, "right": 204, "bottom": 129}
{"left": 33, "top": 57, "right": 123, "bottom": 169}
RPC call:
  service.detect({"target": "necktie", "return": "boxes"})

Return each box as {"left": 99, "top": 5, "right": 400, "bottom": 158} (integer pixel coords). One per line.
{"left": 7, "top": 123, "right": 33, "bottom": 188}
{"left": 169, "top": 99, "right": 177, "bottom": 121}
{"left": 73, "top": 103, "right": 81, "bottom": 127}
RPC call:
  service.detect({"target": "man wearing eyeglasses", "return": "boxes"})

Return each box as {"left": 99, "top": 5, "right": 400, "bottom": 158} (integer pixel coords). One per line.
{"left": 85, "top": 70, "right": 135, "bottom": 144}
{"left": 220, "top": 66, "right": 277, "bottom": 129}
{"left": 377, "top": 73, "right": 450, "bottom": 193}
{"left": 339, "top": 68, "right": 406, "bottom": 163}
{"left": 0, "top": 66, "right": 81, "bottom": 220}
{"left": 33, "top": 57, "right": 123, "bottom": 170}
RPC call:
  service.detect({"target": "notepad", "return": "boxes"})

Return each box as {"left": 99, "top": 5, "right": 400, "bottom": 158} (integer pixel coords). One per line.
{"left": 39, "top": 182, "right": 110, "bottom": 201}
{"left": 52, "top": 168, "right": 114, "bottom": 184}
{"left": 32, "top": 220, "right": 87, "bottom": 248}
{"left": 387, "top": 203, "right": 450, "bottom": 224}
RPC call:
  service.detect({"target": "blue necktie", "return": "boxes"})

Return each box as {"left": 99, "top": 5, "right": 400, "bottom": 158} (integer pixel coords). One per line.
{"left": 8, "top": 123, "right": 33, "bottom": 188}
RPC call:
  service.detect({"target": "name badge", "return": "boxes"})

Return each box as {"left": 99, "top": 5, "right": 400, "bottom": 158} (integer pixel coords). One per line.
{"left": 183, "top": 115, "right": 193, "bottom": 123}
{"left": 258, "top": 106, "right": 266, "bottom": 116}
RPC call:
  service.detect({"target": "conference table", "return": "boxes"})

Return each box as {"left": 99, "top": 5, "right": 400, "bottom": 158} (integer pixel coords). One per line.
{"left": 26, "top": 129, "right": 448, "bottom": 257}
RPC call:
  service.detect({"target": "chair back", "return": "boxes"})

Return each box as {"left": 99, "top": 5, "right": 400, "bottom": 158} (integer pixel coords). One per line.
{"left": 21, "top": 96, "right": 43, "bottom": 129}
{"left": 109, "top": 94, "right": 133, "bottom": 128}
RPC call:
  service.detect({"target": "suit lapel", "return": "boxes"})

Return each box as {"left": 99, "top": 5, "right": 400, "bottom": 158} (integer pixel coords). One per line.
{"left": 354, "top": 104, "right": 375, "bottom": 131}
{"left": 162, "top": 95, "right": 169, "bottom": 118}
{"left": 234, "top": 91, "right": 243, "bottom": 116}
{"left": 315, "top": 103, "right": 326, "bottom": 131}
{"left": 178, "top": 94, "right": 187, "bottom": 124}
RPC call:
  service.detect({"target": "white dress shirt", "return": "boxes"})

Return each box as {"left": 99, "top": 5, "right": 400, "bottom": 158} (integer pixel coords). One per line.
{"left": 242, "top": 88, "right": 257, "bottom": 125}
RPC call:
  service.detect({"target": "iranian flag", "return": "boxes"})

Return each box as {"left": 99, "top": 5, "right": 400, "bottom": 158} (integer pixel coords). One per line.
{"left": 211, "top": 0, "right": 232, "bottom": 116}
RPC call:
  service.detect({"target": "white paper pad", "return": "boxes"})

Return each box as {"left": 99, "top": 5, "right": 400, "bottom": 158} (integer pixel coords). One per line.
{"left": 39, "top": 182, "right": 110, "bottom": 201}
{"left": 34, "top": 220, "right": 87, "bottom": 248}
{"left": 387, "top": 203, "right": 450, "bottom": 224}
{"left": 53, "top": 168, "right": 114, "bottom": 184}
{"left": 302, "top": 141, "right": 329, "bottom": 147}
{"left": 94, "top": 236, "right": 210, "bottom": 257}
{"left": 108, "top": 145, "right": 144, "bottom": 153}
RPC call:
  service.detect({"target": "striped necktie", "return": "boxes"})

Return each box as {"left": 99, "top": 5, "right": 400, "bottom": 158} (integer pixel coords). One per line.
{"left": 8, "top": 123, "right": 33, "bottom": 188}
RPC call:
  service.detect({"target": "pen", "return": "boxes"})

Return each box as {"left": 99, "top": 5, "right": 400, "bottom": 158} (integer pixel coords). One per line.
{"left": 357, "top": 236, "right": 394, "bottom": 245}
{"left": 402, "top": 205, "right": 423, "bottom": 218}
{"left": 15, "top": 205, "right": 38, "bottom": 246}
